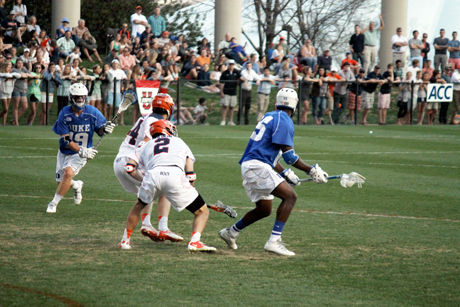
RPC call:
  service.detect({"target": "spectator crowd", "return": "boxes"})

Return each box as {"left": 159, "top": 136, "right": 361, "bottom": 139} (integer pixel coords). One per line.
{"left": 0, "top": 2, "right": 459, "bottom": 127}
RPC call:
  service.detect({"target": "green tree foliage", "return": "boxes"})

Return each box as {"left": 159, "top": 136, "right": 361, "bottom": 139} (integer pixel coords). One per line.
{"left": 25, "top": 0, "right": 203, "bottom": 52}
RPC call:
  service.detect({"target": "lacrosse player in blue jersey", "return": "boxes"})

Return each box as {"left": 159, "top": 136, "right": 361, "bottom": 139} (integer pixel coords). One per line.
{"left": 46, "top": 83, "right": 115, "bottom": 213}
{"left": 219, "top": 88, "right": 329, "bottom": 256}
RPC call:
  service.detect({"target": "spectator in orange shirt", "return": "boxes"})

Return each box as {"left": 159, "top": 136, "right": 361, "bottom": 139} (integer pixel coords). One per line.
{"left": 196, "top": 49, "right": 211, "bottom": 67}
{"left": 422, "top": 60, "right": 434, "bottom": 78}
{"left": 118, "top": 47, "right": 136, "bottom": 79}
{"left": 341, "top": 51, "right": 360, "bottom": 74}
{"left": 119, "top": 23, "right": 130, "bottom": 40}
{"left": 324, "top": 66, "right": 342, "bottom": 124}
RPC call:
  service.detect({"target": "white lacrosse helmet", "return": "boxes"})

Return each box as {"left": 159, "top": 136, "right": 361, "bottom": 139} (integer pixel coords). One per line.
{"left": 276, "top": 88, "right": 298, "bottom": 115}
{"left": 69, "top": 83, "right": 88, "bottom": 111}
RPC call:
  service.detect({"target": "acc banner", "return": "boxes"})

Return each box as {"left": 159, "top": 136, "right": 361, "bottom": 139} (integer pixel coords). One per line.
{"left": 427, "top": 83, "right": 453, "bottom": 102}
{"left": 135, "top": 80, "right": 161, "bottom": 115}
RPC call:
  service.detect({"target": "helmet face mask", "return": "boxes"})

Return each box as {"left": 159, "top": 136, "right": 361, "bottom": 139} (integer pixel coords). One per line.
{"left": 69, "top": 83, "right": 88, "bottom": 111}
{"left": 275, "top": 88, "right": 298, "bottom": 117}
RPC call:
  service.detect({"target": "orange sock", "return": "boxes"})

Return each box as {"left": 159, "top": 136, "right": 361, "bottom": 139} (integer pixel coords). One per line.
{"left": 122, "top": 228, "right": 133, "bottom": 241}
{"left": 141, "top": 214, "right": 148, "bottom": 222}
{"left": 190, "top": 231, "right": 201, "bottom": 242}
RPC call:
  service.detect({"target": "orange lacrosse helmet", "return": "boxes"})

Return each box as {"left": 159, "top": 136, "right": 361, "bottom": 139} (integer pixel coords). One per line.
{"left": 149, "top": 119, "right": 177, "bottom": 138}
{"left": 152, "top": 93, "right": 174, "bottom": 117}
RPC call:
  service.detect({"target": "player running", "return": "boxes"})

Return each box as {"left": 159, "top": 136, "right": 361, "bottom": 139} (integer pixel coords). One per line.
{"left": 119, "top": 120, "right": 216, "bottom": 252}
{"left": 218, "top": 88, "right": 329, "bottom": 256}
{"left": 114, "top": 93, "right": 183, "bottom": 244}
{"left": 46, "top": 83, "right": 115, "bottom": 213}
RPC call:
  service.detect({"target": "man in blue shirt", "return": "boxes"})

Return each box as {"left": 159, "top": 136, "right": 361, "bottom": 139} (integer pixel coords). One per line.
{"left": 218, "top": 88, "right": 329, "bottom": 256}
{"left": 46, "top": 83, "right": 115, "bottom": 213}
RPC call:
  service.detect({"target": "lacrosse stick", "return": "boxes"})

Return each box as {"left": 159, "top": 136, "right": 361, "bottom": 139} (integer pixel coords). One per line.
{"left": 208, "top": 201, "right": 237, "bottom": 218}
{"left": 299, "top": 172, "right": 366, "bottom": 188}
{"left": 94, "top": 91, "right": 137, "bottom": 150}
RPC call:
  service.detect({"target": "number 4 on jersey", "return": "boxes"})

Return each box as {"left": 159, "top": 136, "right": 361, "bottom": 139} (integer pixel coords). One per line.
{"left": 250, "top": 116, "right": 273, "bottom": 141}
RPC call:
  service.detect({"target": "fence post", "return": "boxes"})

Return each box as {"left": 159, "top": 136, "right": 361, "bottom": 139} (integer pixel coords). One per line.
{"left": 238, "top": 82, "right": 243, "bottom": 125}
{"left": 176, "top": 77, "right": 180, "bottom": 124}
{"left": 410, "top": 80, "right": 414, "bottom": 125}
{"left": 297, "top": 80, "right": 302, "bottom": 125}
{"left": 355, "top": 80, "right": 359, "bottom": 125}
{"left": 113, "top": 77, "right": 117, "bottom": 119}
{"left": 45, "top": 79, "right": 49, "bottom": 126}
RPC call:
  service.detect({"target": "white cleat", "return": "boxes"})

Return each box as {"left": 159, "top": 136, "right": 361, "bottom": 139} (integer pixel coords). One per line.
{"left": 220, "top": 120, "right": 226, "bottom": 126}
{"left": 118, "top": 240, "right": 131, "bottom": 250}
{"left": 73, "top": 180, "right": 83, "bottom": 205}
{"left": 140, "top": 225, "right": 161, "bottom": 242}
{"left": 188, "top": 241, "right": 216, "bottom": 252}
{"left": 46, "top": 202, "right": 57, "bottom": 213}
{"left": 264, "top": 238, "right": 295, "bottom": 256}
{"left": 158, "top": 230, "right": 184, "bottom": 242}
{"left": 218, "top": 228, "right": 237, "bottom": 250}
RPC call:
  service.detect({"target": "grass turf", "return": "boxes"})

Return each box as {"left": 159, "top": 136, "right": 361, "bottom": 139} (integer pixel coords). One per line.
{"left": 0, "top": 125, "right": 459, "bottom": 306}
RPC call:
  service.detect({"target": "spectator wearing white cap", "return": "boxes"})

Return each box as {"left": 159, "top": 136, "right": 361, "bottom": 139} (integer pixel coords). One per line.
{"left": 19, "top": 48, "right": 31, "bottom": 70}
{"left": 57, "top": 18, "right": 70, "bottom": 38}
{"left": 107, "top": 59, "right": 127, "bottom": 125}
{"left": 131, "top": 6, "right": 148, "bottom": 38}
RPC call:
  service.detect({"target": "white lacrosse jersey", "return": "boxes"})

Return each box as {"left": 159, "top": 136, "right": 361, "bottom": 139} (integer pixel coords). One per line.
{"left": 133, "top": 136, "right": 195, "bottom": 171}
{"left": 117, "top": 113, "right": 164, "bottom": 157}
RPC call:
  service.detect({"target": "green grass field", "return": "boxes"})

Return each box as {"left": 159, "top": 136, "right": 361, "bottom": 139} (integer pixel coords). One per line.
{"left": 1, "top": 124, "right": 460, "bottom": 307}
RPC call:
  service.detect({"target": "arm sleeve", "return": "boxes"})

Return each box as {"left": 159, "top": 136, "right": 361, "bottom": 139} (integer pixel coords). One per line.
{"left": 271, "top": 112, "right": 294, "bottom": 147}
{"left": 94, "top": 109, "right": 107, "bottom": 132}
{"left": 52, "top": 112, "right": 70, "bottom": 135}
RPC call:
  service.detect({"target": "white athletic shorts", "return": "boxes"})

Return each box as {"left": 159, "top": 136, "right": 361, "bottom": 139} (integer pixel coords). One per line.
{"left": 55, "top": 151, "right": 87, "bottom": 182}
{"left": 113, "top": 155, "right": 141, "bottom": 194}
{"left": 221, "top": 94, "right": 237, "bottom": 107}
{"left": 138, "top": 166, "right": 199, "bottom": 212}
{"left": 241, "top": 160, "right": 284, "bottom": 203}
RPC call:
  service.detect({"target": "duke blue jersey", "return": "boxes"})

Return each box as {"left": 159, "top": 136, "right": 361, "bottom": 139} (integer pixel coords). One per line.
{"left": 53, "top": 105, "right": 106, "bottom": 155}
{"left": 239, "top": 110, "right": 294, "bottom": 167}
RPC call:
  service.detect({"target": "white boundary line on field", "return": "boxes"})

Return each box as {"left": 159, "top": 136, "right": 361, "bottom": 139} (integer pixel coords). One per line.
{"left": 1, "top": 194, "right": 459, "bottom": 223}
{"left": 0, "top": 135, "right": 459, "bottom": 141}
{"left": 0, "top": 154, "right": 458, "bottom": 169}
{"left": 1, "top": 145, "right": 460, "bottom": 157}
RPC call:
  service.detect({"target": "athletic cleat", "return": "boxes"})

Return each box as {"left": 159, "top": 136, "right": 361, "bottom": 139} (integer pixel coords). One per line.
{"left": 220, "top": 120, "right": 226, "bottom": 126}
{"left": 188, "top": 241, "right": 216, "bottom": 252}
{"left": 118, "top": 240, "right": 131, "bottom": 250}
{"left": 141, "top": 225, "right": 161, "bottom": 242}
{"left": 73, "top": 180, "right": 83, "bottom": 205}
{"left": 158, "top": 230, "right": 184, "bottom": 242}
{"left": 46, "top": 202, "right": 57, "bottom": 213}
{"left": 218, "top": 228, "right": 237, "bottom": 250}
{"left": 264, "top": 238, "right": 295, "bottom": 256}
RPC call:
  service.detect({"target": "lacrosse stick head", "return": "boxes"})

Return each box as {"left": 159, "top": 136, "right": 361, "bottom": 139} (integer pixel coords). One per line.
{"left": 119, "top": 91, "right": 137, "bottom": 113}
{"left": 340, "top": 172, "right": 366, "bottom": 188}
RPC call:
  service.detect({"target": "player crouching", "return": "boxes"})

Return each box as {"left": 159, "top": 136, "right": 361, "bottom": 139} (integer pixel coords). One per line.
{"left": 219, "top": 88, "right": 329, "bottom": 256}
{"left": 119, "top": 120, "right": 216, "bottom": 252}
{"left": 46, "top": 83, "right": 115, "bottom": 213}
{"left": 115, "top": 93, "right": 183, "bottom": 244}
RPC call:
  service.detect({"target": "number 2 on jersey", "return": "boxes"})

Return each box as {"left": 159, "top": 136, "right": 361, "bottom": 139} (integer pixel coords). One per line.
{"left": 154, "top": 138, "right": 170, "bottom": 155}
{"left": 250, "top": 116, "right": 273, "bottom": 141}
